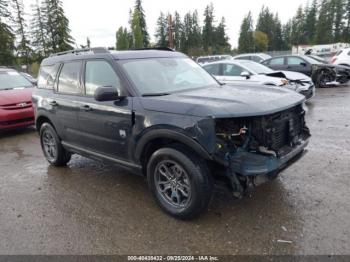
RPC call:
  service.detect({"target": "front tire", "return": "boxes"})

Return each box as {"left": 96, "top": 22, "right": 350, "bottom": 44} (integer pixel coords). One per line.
{"left": 40, "top": 123, "right": 71, "bottom": 166}
{"left": 147, "top": 145, "right": 213, "bottom": 219}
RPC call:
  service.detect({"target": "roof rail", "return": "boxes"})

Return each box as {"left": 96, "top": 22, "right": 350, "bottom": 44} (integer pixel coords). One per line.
{"left": 131, "top": 47, "right": 175, "bottom": 52}
{"left": 49, "top": 47, "right": 109, "bottom": 57}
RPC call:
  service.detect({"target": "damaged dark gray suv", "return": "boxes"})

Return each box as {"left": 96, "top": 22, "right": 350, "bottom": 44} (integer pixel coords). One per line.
{"left": 33, "top": 48, "right": 311, "bottom": 219}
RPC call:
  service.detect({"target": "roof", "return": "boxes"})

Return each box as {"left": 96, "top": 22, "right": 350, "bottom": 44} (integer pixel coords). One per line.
{"left": 41, "top": 48, "right": 187, "bottom": 66}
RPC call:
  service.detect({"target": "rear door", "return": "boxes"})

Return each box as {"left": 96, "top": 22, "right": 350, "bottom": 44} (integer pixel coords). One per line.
{"left": 53, "top": 61, "right": 84, "bottom": 145}
{"left": 265, "top": 57, "right": 286, "bottom": 71}
{"left": 77, "top": 59, "right": 133, "bottom": 160}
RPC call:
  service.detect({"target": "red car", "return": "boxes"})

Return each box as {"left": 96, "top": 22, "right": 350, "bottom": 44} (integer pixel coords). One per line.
{"left": 0, "top": 68, "right": 35, "bottom": 130}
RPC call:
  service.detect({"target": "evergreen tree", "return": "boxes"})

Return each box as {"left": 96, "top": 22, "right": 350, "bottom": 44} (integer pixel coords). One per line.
{"left": 238, "top": 12, "right": 255, "bottom": 53}
{"left": 155, "top": 12, "right": 168, "bottom": 47}
{"left": 332, "top": 0, "right": 345, "bottom": 42}
{"left": 180, "top": 10, "right": 203, "bottom": 56}
{"left": 116, "top": 27, "right": 129, "bottom": 50}
{"left": 173, "top": 11, "right": 182, "bottom": 50}
{"left": 41, "top": 0, "right": 74, "bottom": 53}
{"left": 256, "top": 6, "right": 275, "bottom": 51}
{"left": 0, "top": 22, "right": 15, "bottom": 65}
{"left": 134, "top": 0, "right": 149, "bottom": 47}
{"left": 202, "top": 3, "right": 214, "bottom": 52}
{"left": 304, "top": 0, "right": 318, "bottom": 44}
{"left": 131, "top": 9, "right": 143, "bottom": 48}
{"left": 282, "top": 20, "right": 292, "bottom": 50}
{"left": 272, "top": 14, "right": 284, "bottom": 51}
{"left": 213, "top": 17, "right": 231, "bottom": 53}
{"left": 290, "top": 6, "right": 307, "bottom": 45}
{"left": 343, "top": 0, "right": 350, "bottom": 41}
{"left": 0, "top": 0, "right": 15, "bottom": 65}
{"left": 31, "top": 0, "right": 47, "bottom": 58}
{"left": 315, "top": 0, "right": 334, "bottom": 44}
{"left": 11, "top": 0, "right": 31, "bottom": 64}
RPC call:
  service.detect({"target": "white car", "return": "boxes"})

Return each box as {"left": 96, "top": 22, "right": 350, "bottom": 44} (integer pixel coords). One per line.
{"left": 233, "top": 53, "right": 271, "bottom": 63}
{"left": 331, "top": 48, "right": 350, "bottom": 67}
{"left": 202, "top": 60, "right": 315, "bottom": 100}
{"left": 196, "top": 55, "right": 232, "bottom": 65}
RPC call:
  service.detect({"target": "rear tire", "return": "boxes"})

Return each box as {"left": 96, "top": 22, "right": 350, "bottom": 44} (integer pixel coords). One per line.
{"left": 40, "top": 123, "right": 71, "bottom": 166}
{"left": 147, "top": 145, "right": 213, "bottom": 219}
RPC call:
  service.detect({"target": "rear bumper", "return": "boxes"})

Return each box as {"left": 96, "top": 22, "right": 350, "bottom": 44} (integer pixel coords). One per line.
{"left": 229, "top": 137, "right": 310, "bottom": 177}
{"left": 0, "top": 107, "right": 34, "bottom": 130}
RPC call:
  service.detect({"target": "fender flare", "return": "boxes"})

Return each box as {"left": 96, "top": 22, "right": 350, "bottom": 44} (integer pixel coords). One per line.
{"left": 134, "top": 129, "right": 212, "bottom": 162}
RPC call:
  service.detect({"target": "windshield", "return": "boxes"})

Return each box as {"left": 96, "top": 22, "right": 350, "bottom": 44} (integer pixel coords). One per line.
{"left": 238, "top": 60, "right": 274, "bottom": 74}
{"left": 0, "top": 71, "right": 33, "bottom": 90}
{"left": 120, "top": 58, "right": 219, "bottom": 95}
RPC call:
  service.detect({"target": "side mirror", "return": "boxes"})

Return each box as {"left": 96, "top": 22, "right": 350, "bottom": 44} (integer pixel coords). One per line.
{"left": 94, "top": 86, "right": 120, "bottom": 102}
{"left": 241, "top": 71, "right": 251, "bottom": 79}
{"left": 300, "top": 62, "right": 307, "bottom": 67}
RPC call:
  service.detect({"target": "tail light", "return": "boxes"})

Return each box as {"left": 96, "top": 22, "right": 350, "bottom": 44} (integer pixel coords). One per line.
{"left": 331, "top": 57, "right": 337, "bottom": 64}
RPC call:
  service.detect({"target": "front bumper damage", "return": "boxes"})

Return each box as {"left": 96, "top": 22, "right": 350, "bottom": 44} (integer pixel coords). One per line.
{"left": 214, "top": 104, "right": 311, "bottom": 197}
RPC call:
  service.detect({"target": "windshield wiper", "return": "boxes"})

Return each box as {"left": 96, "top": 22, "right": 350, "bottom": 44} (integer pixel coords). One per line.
{"left": 142, "top": 92, "right": 170, "bottom": 97}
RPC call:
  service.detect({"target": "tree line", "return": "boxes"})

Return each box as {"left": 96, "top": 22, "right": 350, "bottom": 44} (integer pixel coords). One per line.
{"left": 116, "top": 2, "right": 231, "bottom": 56}
{"left": 0, "top": 0, "right": 73, "bottom": 67}
{"left": 238, "top": 0, "right": 350, "bottom": 53}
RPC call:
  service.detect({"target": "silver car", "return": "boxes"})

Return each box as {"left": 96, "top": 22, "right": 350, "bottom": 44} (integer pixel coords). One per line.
{"left": 203, "top": 60, "right": 315, "bottom": 100}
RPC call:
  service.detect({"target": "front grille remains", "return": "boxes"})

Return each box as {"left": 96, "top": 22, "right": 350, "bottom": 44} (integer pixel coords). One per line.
{"left": 215, "top": 105, "right": 307, "bottom": 155}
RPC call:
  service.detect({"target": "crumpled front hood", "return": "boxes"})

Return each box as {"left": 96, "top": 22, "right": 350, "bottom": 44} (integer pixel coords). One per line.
{"left": 0, "top": 88, "right": 34, "bottom": 106}
{"left": 139, "top": 85, "right": 305, "bottom": 118}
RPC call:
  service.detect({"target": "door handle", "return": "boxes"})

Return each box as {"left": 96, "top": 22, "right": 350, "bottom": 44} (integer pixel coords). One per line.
{"left": 81, "top": 105, "right": 92, "bottom": 111}
{"left": 49, "top": 100, "right": 58, "bottom": 106}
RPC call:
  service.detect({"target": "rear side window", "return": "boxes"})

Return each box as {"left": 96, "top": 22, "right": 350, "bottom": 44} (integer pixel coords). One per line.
{"left": 287, "top": 57, "right": 305, "bottom": 65}
{"left": 203, "top": 64, "right": 220, "bottom": 75}
{"left": 251, "top": 56, "right": 263, "bottom": 63}
{"left": 270, "top": 57, "right": 284, "bottom": 65}
{"left": 223, "top": 64, "right": 245, "bottom": 76}
{"left": 37, "top": 64, "right": 59, "bottom": 89}
{"left": 84, "top": 60, "right": 121, "bottom": 96}
{"left": 57, "top": 62, "right": 81, "bottom": 94}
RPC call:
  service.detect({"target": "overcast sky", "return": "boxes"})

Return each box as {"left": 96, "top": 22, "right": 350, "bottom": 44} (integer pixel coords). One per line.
{"left": 24, "top": 0, "right": 308, "bottom": 48}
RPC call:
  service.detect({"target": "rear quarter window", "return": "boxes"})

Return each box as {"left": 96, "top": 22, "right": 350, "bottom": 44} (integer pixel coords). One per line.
{"left": 37, "top": 64, "right": 60, "bottom": 89}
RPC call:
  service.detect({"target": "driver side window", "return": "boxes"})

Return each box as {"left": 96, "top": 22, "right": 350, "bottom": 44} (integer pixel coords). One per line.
{"left": 223, "top": 64, "right": 245, "bottom": 76}
{"left": 84, "top": 60, "right": 122, "bottom": 96}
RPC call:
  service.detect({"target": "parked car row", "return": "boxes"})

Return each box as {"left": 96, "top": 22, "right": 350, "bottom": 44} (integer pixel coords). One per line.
{"left": 202, "top": 59, "right": 315, "bottom": 100}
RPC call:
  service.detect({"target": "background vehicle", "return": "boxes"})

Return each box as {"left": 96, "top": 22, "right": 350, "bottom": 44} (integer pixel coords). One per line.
{"left": 262, "top": 55, "right": 350, "bottom": 88}
{"left": 33, "top": 48, "right": 310, "bottom": 219}
{"left": 331, "top": 48, "right": 350, "bottom": 67}
{"left": 203, "top": 60, "right": 315, "bottom": 100}
{"left": 0, "top": 68, "right": 35, "bottom": 130}
{"left": 196, "top": 55, "right": 232, "bottom": 65}
{"left": 232, "top": 53, "right": 271, "bottom": 63}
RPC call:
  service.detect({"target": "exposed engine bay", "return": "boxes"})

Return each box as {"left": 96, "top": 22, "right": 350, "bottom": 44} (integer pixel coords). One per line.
{"left": 215, "top": 104, "right": 309, "bottom": 157}
{"left": 214, "top": 105, "right": 311, "bottom": 196}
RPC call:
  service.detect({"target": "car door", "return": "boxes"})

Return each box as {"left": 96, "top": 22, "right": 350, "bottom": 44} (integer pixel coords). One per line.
{"left": 286, "top": 56, "right": 312, "bottom": 76}
{"left": 77, "top": 59, "right": 133, "bottom": 161}
{"left": 53, "top": 61, "right": 84, "bottom": 145}
{"left": 265, "top": 57, "right": 286, "bottom": 71}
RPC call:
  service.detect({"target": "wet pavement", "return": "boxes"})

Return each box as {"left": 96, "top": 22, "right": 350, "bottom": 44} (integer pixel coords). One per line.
{"left": 0, "top": 87, "right": 350, "bottom": 255}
